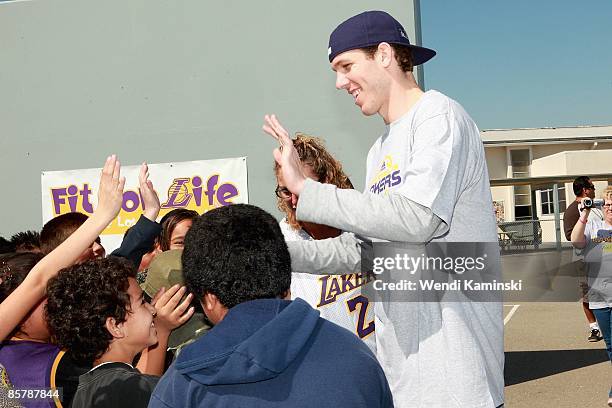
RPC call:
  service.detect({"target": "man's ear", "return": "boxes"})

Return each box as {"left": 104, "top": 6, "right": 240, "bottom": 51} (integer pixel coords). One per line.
{"left": 201, "top": 293, "right": 229, "bottom": 324}
{"left": 377, "top": 42, "right": 394, "bottom": 68}
{"left": 105, "top": 317, "right": 125, "bottom": 339}
{"left": 202, "top": 293, "right": 219, "bottom": 313}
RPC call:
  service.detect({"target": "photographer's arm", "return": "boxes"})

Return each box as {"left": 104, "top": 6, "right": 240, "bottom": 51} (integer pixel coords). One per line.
{"left": 570, "top": 202, "right": 590, "bottom": 249}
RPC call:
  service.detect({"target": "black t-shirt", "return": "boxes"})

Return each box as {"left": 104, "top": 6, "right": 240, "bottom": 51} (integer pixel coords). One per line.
{"left": 71, "top": 362, "right": 158, "bottom": 408}
{"left": 55, "top": 351, "right": 90, "bottom": 407}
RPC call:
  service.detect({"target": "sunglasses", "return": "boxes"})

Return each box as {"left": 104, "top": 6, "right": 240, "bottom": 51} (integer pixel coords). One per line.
{"left": 275, "top": 185, "right": 292, "bottom": 199}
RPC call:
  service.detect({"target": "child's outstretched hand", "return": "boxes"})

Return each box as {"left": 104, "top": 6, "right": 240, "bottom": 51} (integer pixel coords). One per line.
{"left": 137, "top": 284, "right": 195, "bottom": 376}
{"left": 96, "top": 154, "right": 126, "bottom": 221}
{"left": 138, "top": 162, "right": 161, "bottom": 221}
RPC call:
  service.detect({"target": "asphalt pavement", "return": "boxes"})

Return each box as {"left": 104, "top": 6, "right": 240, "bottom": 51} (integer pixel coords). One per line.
{"left": 504, "top": 302, "right": 610, "bottom": 407}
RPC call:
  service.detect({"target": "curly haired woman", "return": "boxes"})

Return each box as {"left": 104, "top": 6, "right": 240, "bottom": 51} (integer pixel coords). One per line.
{"left": 274, "top": 134, "right": 375, "bottom": 352}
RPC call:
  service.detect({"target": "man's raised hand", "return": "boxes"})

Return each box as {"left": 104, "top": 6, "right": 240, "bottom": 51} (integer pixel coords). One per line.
{"left": 262, "top": 114, "right": 307, "bottom": 196}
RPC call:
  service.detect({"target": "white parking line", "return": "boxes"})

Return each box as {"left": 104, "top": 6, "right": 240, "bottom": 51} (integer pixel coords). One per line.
{"left": 503, "top": 304, "right": 520, "bottom": 326}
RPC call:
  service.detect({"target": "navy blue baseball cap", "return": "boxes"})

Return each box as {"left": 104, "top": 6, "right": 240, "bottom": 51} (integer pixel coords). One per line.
{"left": 328, "top": 10, "right": 436, "bottom": 65}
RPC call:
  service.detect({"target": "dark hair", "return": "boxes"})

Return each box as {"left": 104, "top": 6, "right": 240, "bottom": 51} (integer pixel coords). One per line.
{"left": 45, "top": 257, "right": 136, "bottom": 364}
{"left": 274, "top": 133, "right": 353, "bottom": 230}
{"left": 40, "top": 212, "right": 89, "bottom": 254}
{"left": 11, "top": 230, "right": 41, "bottom": 253}
{"left": 573, "top": 176, "right": 592, "bottom": 196}
{"left": 182, "top": 204, "right": 291, "bottom": 309}
{"left": 0, "top": 252, "right": 44, "bottom": 338}
{"left": 362, "top": 44, "right": 414, "bottom": 72}
{"left": 158, "top": 209, "right": 199, "bottom": 251}
{"left": 0, "top": 252, "right": 44, "bottom": 303}
{"left": 0, "top": 237, "right": 16, "bottom": 254}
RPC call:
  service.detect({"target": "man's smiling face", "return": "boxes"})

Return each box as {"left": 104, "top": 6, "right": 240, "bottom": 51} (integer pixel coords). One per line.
{"left": 331, "top": 48, "right": 389, "bottom": 117}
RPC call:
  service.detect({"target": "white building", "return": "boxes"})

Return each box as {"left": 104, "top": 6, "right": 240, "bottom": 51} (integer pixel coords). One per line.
{"left": 482, "top": 125, "right": 612, "bottom": 243}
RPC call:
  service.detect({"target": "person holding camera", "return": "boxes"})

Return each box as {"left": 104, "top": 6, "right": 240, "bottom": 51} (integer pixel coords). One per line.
{"left": 564, "top": 177, "right": 603, "bottom": 241}
{"left": 564, "top": 176, "right": 604, "bottom": 342}
{"left": 570, "top": 187, "right": 612, "bottom": 407}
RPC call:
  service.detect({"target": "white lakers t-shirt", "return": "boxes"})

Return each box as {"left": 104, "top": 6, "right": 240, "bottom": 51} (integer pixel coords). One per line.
{"left": 280, "top": 218, "right": 376, "bottom": 352}
{"left": 364, "top": 90, "right": 504, "bottom": 407}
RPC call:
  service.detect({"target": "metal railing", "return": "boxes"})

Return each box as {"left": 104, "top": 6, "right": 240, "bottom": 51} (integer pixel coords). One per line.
{"left": 497, "top": 219, "right": 543, "bottom": 254}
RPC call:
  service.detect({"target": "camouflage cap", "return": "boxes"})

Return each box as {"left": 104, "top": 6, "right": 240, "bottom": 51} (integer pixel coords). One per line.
{"left": 141, "top": 249, "right": 184, "bottom": 298}
{"left": 142, "top": 249, "right": 211, "bottom": 350}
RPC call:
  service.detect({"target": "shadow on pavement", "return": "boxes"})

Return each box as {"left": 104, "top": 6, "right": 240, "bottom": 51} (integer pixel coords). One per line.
{"left": 505, "top": 349, "right": 610, "bottom": 386}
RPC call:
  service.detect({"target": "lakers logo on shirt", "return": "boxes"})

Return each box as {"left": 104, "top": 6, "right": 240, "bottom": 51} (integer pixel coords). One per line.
{"left": 317, "top": 272, "right": 376, "bottom": 307}
{"left": 368, "top": 155, "right": 402, "bottom": 194}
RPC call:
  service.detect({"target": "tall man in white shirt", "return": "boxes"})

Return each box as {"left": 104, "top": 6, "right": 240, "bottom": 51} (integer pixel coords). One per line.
{"left": 263, "top": 10, "right": 504, "bottom": 407}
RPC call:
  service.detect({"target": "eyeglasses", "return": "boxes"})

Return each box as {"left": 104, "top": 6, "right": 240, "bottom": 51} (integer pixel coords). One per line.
{"left": 587, "top": 184, "right": 596, "bottom": 190}
{"left": 275, "top": 185, "right": 291, "bottom": 199}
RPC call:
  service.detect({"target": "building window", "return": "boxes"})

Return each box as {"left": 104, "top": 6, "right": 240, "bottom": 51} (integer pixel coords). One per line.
{"left": 539, "top": 186, "right": 566, "bottom": 215}
{"left": 510, "top": 149, "right": 532, "bottom": 219}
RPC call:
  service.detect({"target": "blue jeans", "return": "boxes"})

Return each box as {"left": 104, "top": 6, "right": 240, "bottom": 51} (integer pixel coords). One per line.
{"left": 592, "top": 307, "right": 612, "bottom": 361}
{"left": 591, "top": 308, "right": 612, "bottom": 399}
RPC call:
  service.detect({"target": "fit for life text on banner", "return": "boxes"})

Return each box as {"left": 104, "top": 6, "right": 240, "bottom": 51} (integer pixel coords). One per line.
{"left": 41, "top": 157, "right": 248, "bottom": 252}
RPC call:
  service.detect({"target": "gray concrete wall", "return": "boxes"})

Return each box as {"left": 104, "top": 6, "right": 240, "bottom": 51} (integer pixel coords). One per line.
{"left": 0, "top": 0, "right": 420, "bottom": 235}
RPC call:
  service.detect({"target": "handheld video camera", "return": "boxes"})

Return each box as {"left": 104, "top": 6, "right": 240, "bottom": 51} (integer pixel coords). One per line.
{"left": 582, "top": 197, "right": 604, "bottom": 209}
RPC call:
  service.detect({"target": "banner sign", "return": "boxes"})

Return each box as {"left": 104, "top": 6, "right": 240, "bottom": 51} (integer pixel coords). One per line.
{"left": 41, "top": 157, "right": 248, "bottom": 251}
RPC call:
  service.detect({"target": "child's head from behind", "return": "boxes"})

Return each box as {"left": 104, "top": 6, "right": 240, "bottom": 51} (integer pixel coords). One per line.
{"left": 46, "top": 257, "right": 158, "bottom": 364}
{"left": 40, "top": 212, "right": 105, "bottom": 261}
{"left": 182, "top": 204, "right": 291, "bottom": 323}
{"left": 0, "top": 252, "right": 48, "bottom": 341}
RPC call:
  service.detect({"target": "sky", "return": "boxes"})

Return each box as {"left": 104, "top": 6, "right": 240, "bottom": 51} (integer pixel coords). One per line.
{"left": 420, "top": 1, "right": 612, "bottom": 130}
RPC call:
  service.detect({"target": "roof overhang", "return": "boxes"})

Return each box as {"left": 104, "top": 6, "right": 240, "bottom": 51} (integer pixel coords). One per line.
{"left": 481, "top": 125, "right": 612, "bottom": 146}
{"left": 490, "top": 173, "right": 612, "bottom": 187}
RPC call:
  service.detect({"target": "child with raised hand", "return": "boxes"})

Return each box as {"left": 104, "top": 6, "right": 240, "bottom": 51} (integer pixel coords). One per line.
{"left": 0, "top": 154, "right": 125, "bottom": 342}
{"left": 45, "top": 256, "right": 194, "bottom": 408}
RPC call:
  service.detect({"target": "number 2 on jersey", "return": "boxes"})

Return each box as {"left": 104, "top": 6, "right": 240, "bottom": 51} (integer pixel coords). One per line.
{"left": 346, "top": 295, "right": 375, "bottom": 339}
